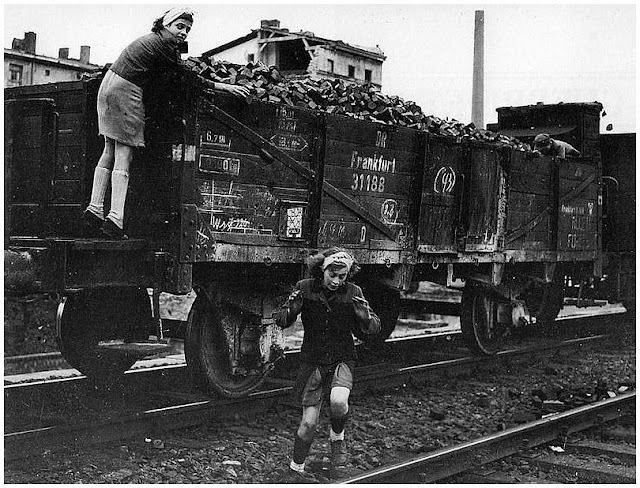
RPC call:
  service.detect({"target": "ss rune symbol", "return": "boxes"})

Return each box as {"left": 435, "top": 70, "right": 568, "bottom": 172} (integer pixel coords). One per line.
{"left": 434, "top": 166, "right": 457, "bottom": 194}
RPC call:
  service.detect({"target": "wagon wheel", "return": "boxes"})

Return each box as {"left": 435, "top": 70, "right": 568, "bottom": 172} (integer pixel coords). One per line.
{"left": 56, "top": 287, "right": 152, "bottom": 379}
{"left": 353, "top": 283, "right": 401, "bottom": 347}
{"left": 185, "top": 295, "right": 270, "bottom": 398}
{"left": 460, "top": 282, "right": 508, "bottom": 355}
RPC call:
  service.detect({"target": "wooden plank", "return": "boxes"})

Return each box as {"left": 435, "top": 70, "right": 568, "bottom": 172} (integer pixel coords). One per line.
{"left": 510, "top": 171, "right": 551, "bottom": 195}
{"left": 50, "top": 180, "right": 83, "bottom": 204}
{"left": 557, "top": 196, "right": 598, "bottom": 252}
{"left": 10, "top": 205, "right": 41, "bottom": 237}
{"left": 323, "top": 165, "right": 414, "bottom": 198}
{"left": 316, "top": 219, "right": 371, "bottom": 247}
{"left": 416, "top": 137, "right": 465, "bottom": 250}
{"left": 325, "top": 113, "right": 421, "bottom": 150}
{"left": 12, "top": 116, "right": 44, "bottom": 149}
{"left": 42, "top": 205, "right": 85, "bottom": 237}
{"left": 466, "top": 146, "right": 501, "bottom": 242}
{"left": 418, "top": 204, "right": 457, "bottom": 247}
{"left": 324, "top": 139, "right": 419, "bottom": 176}
{"left": 195, "top": 150, "right": 309, "bottom": 189}
{"left": 11, "top": 147, "right": 46, "bottom": 183}
{"left": 320, "top": 195, "right": 410, "bottom": 225}
{"left": 199, "top": 116, "right": 317, "bottom": 163}
{"left": 194, "top": 179, "right": 298, "bottom": 240}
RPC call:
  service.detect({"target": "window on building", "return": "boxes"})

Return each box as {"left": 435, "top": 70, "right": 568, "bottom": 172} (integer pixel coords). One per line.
{"left": 247, "top": 53, "right": 255, "bottom": 63}
{"left": 9, "top": 63, "right": 23, "bottom": 85}
{"left": 45, "top": 69, "right": 51, "bottom": 76}
{"left": 328, "top": 59, "right": 334, "bottom": 73}
{"left": 348, "top": 65, "right": 355, "bottom": 78}
{"left": 365, "top": 69, "right": 372, "bottom": 82}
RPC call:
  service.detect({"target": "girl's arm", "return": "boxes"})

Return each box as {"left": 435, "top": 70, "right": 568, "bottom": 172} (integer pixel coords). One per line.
{"left": 274, "top": 284, "right": 304, "bottom": 329}
{"left": 197, "top": 77, "right": 250, "bottom": 99}
{"left": 352, "top": 288, "right": 381, "bottom": 335}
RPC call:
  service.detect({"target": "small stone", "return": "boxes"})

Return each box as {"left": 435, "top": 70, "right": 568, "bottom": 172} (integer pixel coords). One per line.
{"left": 507, "top": 389, "right": 521, "bottom": 399}
{"left": 512, "top": 411, "right": 537, "bottom": 423}
{"left": 223, "top": 460, "right": 242, "bottom": 467}
{"left": 430, "top": 409, "right": 446, "bottom": 421}
{"left": 531, "top": 388, "right": 547, "bottom": 400}
{"left": 476, "top": 397, "right": 492, "bottom": 408}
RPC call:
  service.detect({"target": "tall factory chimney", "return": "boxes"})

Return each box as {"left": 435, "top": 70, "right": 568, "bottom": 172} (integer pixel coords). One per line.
{"left": 471, "top": 10, "right": 484, "bottom": 129}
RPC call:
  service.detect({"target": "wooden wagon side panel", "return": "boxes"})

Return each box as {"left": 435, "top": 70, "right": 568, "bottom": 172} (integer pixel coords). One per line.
{"left": 464, "top": 143, "right": 507, "bottom": 252}
{"left": 187, "top": 92, "right": 320, "bottom": 262}
{"left": 319, "top": 115, "right": 422, "bottom": 253}
{"left": 5, "top": 81, "right": 103, "bottom": 239}
{"left": 505, "top": 153, "right": 554, "bottom": 251}
{"left": 417, "top": 137, "right": 464, "bottom": 252}
{"left": 5, "top": 98, "right": 57, "bottom": 237}
{"left": 557, "top": 161, "right": 600, "bottom": 252}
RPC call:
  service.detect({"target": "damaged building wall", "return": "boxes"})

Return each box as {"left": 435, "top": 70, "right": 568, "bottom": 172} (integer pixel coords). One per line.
{"left": 205, "top": 20, "right": 385, "bottom": 89}
{"left": 308, "top": 45, "right": 383, "bottom": 87}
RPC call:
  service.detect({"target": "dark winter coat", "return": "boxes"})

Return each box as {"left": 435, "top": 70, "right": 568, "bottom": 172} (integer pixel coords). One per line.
{"left": 275, "top": 278, "right": 380, "bottom": 365}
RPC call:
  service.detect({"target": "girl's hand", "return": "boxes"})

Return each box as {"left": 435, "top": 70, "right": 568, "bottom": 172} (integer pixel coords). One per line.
{"left": 287, "top": 289, "right": 304, "bottom": 318}
{"left": 352, "top": 296, "right": 372, "bottom": 321}
{"left": 222, "top": 83, "right": 250, "bottom": 99}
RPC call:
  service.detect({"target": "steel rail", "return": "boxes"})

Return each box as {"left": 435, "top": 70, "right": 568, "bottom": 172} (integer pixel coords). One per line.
{"left": 4, "top": 331, "right": 617, "bottom": 461}
{"left": 339, "top": 391, "right": 636, "bottom": 484}
{"left": 4, "top": 385, "right": 291, "bottom": 462}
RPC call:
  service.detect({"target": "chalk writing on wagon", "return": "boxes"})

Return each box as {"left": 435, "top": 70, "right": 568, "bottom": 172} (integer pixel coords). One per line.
{"left": 196, "top": 180, "right": 276, "bottom": 242}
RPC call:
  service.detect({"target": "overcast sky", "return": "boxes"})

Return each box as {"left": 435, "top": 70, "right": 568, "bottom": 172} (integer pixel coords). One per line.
{"left": 4, "top": 2, "right": 636, "bottom": 133}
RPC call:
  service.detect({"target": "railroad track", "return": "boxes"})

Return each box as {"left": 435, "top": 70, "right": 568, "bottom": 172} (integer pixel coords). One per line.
{"left": 336, "top": 391, "right": 635, "bottom": 483}
{"left": 4, "top": 321, "right": 621, "bottom": 462}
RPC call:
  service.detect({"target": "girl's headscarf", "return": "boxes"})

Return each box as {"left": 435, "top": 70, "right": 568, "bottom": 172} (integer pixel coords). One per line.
{"left": 162, "top": 6, "right": 194, "bottom": 27}
{"left": 321, "top": 251, "right": 355, "bottom": 272}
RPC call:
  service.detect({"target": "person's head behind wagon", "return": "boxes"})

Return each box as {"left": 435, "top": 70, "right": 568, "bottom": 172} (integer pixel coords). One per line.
{"left": 533, "top": 133, "right": 552, "bottom": 154}
{"left": 307, "top": 247, "right": 360, "bottom": 290}
{"left": 151, "top": 6, "right": 194, "bottom": 38}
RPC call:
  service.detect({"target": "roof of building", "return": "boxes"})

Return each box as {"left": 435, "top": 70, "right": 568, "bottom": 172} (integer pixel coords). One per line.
{"left": 496, "top": 101, "right": 604, "bottom": 113}
{"left": 5, "top": 48, "right": 100, "bottom": 70}
{"left": 202, "top": 24, "right": 386, "bottom": 62}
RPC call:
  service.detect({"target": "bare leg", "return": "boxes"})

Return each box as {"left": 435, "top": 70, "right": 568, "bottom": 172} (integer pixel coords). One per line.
{"left": 86, "top": 138, "right": 115, "bottom": 219}
{"left": 105, "top": 141, "right": 133, "bottom": 229}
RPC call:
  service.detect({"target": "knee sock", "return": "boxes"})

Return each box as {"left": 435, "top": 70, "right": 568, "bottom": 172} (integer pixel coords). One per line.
{"left": 292, "top": 435, "right": 313, "bottom": 465}
{"left": 330, "top": 410, "right": 349, "bottom": 440}
{"left": 86, "top": 167, "right": 111, "bottom": 219}
{"left": 106, "top": 169, "right": 129, "bottom": 229}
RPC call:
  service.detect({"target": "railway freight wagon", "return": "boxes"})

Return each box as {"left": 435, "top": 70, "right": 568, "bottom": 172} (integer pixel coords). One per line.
{"left": 5, "top": 73, "right": 606, "bottom": 397}
{"left": 494, "top": 102, "right": 634, "bottom": 311}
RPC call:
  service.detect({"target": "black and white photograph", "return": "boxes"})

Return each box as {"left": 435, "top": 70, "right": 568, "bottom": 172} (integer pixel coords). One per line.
{"left": 4, "top": 2, "right": 636, "bottom": 483}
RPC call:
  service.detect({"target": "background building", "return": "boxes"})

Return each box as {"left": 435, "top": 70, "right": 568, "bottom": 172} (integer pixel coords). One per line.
{"left": 5, "top": 31, "right": 99, "bottom": 87}
{"left": 203, "top": 19, "right": 386, "bottom": 89}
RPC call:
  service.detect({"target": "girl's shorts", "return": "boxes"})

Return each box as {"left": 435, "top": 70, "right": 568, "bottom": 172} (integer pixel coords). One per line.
{"left": 294, "top": 361, "right": 355, "bottom": 407}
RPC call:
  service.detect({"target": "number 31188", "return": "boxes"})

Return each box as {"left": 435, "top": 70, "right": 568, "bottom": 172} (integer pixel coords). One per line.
{"left": 351, "top": 172, "right": 386, "bottom": 193}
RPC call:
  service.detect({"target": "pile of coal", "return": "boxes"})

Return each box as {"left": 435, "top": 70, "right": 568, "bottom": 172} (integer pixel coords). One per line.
{"left": 185, "top": 57, "right": 531, "bottom": 151}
